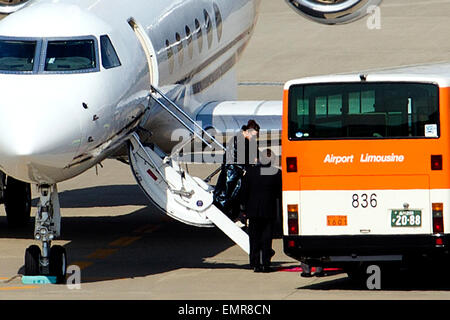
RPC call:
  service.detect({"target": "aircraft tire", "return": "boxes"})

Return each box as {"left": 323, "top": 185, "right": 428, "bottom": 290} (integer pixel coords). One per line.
{"left": 49, "top": 245, "right": 67, "bottom": 284}
{"left": 4, "top": 176, "right": 31, "bottom": 227}
{"left": 24, "top": 245, "right": 41, "bottom": 276}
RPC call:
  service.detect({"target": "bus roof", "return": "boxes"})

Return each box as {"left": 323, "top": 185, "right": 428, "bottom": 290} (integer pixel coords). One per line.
{"left": 284, "top": 62, "right": 450, "bottom": 89}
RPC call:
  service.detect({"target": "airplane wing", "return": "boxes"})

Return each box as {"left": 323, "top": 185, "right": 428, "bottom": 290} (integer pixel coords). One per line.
{"left": 196, "top": 100, "right": 282, "bottom": 140}
{"left": 142, "top": 85, "right": 283, "bottom": 159}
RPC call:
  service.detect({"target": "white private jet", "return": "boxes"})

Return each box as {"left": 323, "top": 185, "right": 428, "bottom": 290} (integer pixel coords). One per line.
{"left": 0, "top": 0, "right": 379, "bottom": 282}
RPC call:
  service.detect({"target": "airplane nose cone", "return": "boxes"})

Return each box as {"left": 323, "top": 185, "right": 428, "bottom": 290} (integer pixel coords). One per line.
{"left": 0, "top": 104, "right": 82, "bottom": 184}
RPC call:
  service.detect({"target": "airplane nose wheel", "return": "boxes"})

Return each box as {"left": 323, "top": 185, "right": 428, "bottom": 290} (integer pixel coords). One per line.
{"left": 24, "top": 245, "right": 41, "bottom": 276}
{"left": 24, "top": 184, "right": 67, "bottom": 284}
{"left": 24, "top": 244, "right": 67, "bottom": 284}
{"left": 49, "top": 245, "right": 67, "bottom": 284}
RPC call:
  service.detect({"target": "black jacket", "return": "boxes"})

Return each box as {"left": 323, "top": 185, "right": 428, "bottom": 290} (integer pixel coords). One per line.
{"left": 240, "top": 164, "right": 282, "bottom": 219}
{"left": 224, "top": 133, "right": 258, "bottom": 166}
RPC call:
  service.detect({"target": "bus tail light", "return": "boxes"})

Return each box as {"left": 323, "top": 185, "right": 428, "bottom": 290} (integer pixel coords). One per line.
{"left": 432, "top": 203, "right": 444, "bottom": 234}
{"left": 431, "top": 155, "right": 443, "bottom": 170}
{"left": 287, "top": 204, "right": 299, "bottom": 235}
{"left": 286, "top": 157, "right": 297, "bottom": 172}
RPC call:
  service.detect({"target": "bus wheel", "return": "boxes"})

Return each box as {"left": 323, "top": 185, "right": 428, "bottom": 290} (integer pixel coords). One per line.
{"left": 4, "top": 176, "right": 32, "bottom": 227}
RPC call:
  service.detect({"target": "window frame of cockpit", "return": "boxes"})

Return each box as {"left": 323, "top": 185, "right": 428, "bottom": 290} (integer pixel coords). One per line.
{"left": 0, "top": 36, "right": 43, "bottom": 74}
{"left": 0, "top": 35, "right": 100, "bottom": 74}
{"left": 40, "top": 35, "right": 100, "bottom": 74}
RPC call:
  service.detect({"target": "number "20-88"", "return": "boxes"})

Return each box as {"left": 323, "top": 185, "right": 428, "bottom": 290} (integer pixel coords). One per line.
{"left": 352, "top": 193, "right": 377, "bottom": 208}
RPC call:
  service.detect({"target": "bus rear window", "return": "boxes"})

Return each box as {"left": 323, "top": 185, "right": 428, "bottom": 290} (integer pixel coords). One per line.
{"left": 45, "top": 39, "right": 96, "bottom": 72}
{"left": 0, "top": 40, "right": 36, "bottom": 72}
{"left": 288, "top": 82, "right": 439, "bottom": 139}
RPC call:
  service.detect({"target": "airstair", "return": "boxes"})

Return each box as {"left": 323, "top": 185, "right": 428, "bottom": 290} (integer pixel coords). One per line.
{"left": 128, "top": 86, "right": 249, "bottom": 254}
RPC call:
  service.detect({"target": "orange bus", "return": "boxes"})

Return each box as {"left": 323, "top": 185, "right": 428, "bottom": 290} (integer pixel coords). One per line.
{"left": 282, "top": 65, "right": 450, "bottom": 275}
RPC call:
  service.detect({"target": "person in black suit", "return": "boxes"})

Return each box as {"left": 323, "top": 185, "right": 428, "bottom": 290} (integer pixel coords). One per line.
{"left": 213, "top": 120, "right": 260, "bottom": 220}
{"left": 240, "top": 148, "right": 281, "bottom": 272}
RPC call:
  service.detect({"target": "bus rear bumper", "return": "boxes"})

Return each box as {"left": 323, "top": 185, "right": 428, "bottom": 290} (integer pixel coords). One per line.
{"left": 283, "top": 234, "right": 450, "bottom": 266}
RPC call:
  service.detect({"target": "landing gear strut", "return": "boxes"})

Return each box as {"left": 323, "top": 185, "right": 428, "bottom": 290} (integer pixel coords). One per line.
{"left": 24, "top": 184, "right": 67, "bottom": 283}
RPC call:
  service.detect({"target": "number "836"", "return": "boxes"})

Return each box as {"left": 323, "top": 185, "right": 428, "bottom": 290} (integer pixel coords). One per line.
{"left": 352, "top": 193, "right": 377, "bottom": 208}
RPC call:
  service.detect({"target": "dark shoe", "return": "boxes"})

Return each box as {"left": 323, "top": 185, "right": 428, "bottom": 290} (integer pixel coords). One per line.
{"left": 301, "top": 272, "right": 313, "bottom": 278}
{"left": 262, "top": 266, "right": 274, "bottom": 273}
{"left": 248, "top": 263, "right": 260, "bottom": 270}
{"left": 253, "top": 266, "right": 263, "bottom": 273}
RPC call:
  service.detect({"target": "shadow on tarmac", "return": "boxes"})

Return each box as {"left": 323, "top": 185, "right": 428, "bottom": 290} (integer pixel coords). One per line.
{"left": 299, "top": 265, "right": 450, "bottom": 291}
{"left": 0, "top": 184, "right": 244, "bottom": 283}
{"left": 31, "top": 185, "right": 149, "bottom": 208}
{"left": 5, "top": 208, "right": 239, "bottom": 283}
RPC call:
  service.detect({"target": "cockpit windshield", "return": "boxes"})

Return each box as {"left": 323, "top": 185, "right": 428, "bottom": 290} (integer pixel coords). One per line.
{"left": 45, "top": 39, "right": 96, "bottom": 72}
{"left": 0, "top": 35, "right": 121, "bottom": 74}
{"left": 0, "top": 40, "right": 36, "bottom": 72}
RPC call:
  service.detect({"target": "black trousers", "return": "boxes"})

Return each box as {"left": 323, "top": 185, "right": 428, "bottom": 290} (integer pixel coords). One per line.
{"left": 248, "top": 217, "right": 273, "bottom": 267}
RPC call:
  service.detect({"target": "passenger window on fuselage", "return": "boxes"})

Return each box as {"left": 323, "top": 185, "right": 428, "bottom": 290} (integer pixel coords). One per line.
{"left": 45, "top": 39, "right": 96, "bottom": 71}
{"left": 195, "top": 18, "right": 203, "bottom": 53}
{"left": 176, "top": 32, "right": 183, "bottom": 66}
{"left": 213, "top": 3, "right": 222, "bottom": 42}
{"left": 100, "top": 35, "right": 121, "bottom": 69}
{"left": 186, "top": 25, "right": 193, "bottom": 59}
{"left": 166, "top": 39, "right": 175, "bottom": 74}
{"left": 204, "top": 9, "right": 213, "bottom": 49}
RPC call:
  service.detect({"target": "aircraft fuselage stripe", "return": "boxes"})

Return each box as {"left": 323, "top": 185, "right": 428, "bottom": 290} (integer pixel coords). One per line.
{"left": 175, "top": 25, "right": 254, "bottom": 92}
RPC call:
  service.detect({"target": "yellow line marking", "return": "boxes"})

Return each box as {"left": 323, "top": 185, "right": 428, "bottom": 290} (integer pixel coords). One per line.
{"left": 108, "top": 236, "right": 141, "bottom": 247}
{"left": 72, "top": 223, "right": 161, "bottom": 272}
{"left": 132, "top": 225, "right": 149, "bottom": 233}
{"left": 133, "top": 224, "right": 160, "bottom": 234}
{"left": 0, "top": 286, "right": 39, "bottom": 291}
{"left": 86, "top": 248, "right": 119, "bottom": 259}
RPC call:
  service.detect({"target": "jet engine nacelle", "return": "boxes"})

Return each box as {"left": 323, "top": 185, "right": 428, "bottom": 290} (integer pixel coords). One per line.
{"left": 286, "top": 0, "right": 382, "bottom": 25}
{"left": 0, "top": 0, "right": 30, "bottom": 14}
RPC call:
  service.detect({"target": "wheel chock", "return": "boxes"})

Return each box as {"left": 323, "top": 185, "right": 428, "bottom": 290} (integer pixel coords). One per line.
{"left": 21, "top": 275, "right": 57, "bottom": 284}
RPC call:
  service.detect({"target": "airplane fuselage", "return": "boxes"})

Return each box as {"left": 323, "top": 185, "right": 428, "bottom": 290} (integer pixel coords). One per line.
{"left": 0, "top": 0, "right": 261, "bottom": 184}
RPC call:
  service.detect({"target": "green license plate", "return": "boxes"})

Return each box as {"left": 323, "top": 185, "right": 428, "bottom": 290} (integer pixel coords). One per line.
{"left": 391, "top": 210, "right": 422, "bottom": 227}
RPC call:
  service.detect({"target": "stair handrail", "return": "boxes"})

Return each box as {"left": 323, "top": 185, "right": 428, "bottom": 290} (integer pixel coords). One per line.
{"left": 150, "top": 85, "right": 227, "bottom": 152}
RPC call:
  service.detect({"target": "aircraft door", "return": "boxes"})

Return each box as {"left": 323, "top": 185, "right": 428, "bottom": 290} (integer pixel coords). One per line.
{"left": 128, "top": 17, "right": 159, "bottom": 88}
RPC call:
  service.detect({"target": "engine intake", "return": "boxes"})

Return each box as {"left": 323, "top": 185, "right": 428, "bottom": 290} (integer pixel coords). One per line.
{"left": 0, "top": 0, "right": 30, "bottom": 14}
{"left": 286, "top": 0, "right": 382, "bottom": 25}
